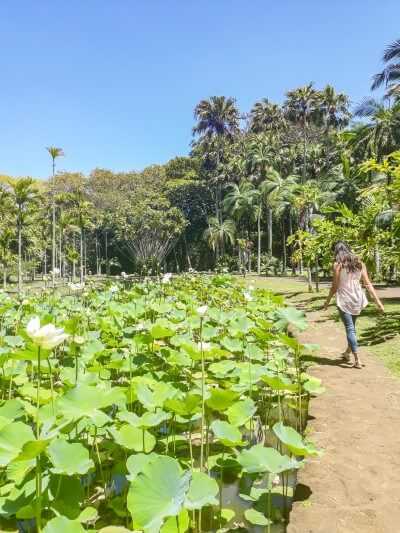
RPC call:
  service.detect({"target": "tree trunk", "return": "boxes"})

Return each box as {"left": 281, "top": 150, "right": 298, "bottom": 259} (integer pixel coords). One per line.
{"left": 105, "top": 231, "right": 110, "bottom": 276}
{"left": 80, "top": 228, "right": 84, "bottom": 283}
{"left": 307, "top": 263, "right": 313, "bottom": 292}
{"left": 95, "top": 234, "right": 100, "bottom": 275}
{"left": 72, "top": 261, "right": 76, "bottom": 282}
{"left": 3, "top": 268, "right": 6, "bottom": 290}
{"left": 267, "top": 206, "right": 272, "bottom": 256}
{"left": 288, "top": 214, "right": 296, "bottom": 275}
{"left": 52, "top": 160, "right": 56, "bottom": 289}
{"left": 315, "top": 258, "right": 320, "bottom": 292}
{"left": 281, "top": 220, "right": 287, "bottom": 275}
{"left": 18, "top": 224, "right": 22, "bottom": 294}
{"left": 302, "top": 121, "right": 307, "bottom": 184}
{"left": 183, "top": 233, "right": 192, "bottom": 270}
{"left": 59, "top": 230, "right": 62, "bottom": 278}
{"left": 257, "top": 209, "right": 261, "bottom": 275}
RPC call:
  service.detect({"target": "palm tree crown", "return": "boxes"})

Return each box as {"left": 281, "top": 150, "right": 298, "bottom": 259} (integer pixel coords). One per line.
{"left": 193, "top": 96, "right": 240, "bottom": 140}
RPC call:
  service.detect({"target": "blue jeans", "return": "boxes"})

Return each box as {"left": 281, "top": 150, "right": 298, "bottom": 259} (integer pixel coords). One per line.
{"left": 338, "top": 309, "right": 358, "bottom": 353}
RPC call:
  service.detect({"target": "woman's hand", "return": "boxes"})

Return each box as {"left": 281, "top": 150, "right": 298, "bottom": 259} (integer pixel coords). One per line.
{"left": 323, "top": 301, "right": 330, "bottom": 311}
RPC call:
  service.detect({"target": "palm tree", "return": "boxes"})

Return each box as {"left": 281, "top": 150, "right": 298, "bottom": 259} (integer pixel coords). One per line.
{"left": 69, "top": 191, "right": 93, "bottom": 283}
{"left": 193, "top": 97, "right": 240, "bottom": 228}
{"left": 249, "top": 99, "right": 286, "bottom": 135}
{"left": 193, "top": 96, "right": 240, "bottom": 141}
{"left": 223, "top": 180, "right": 259, "bottom": 271}
{"left": 351, "top": 98, "right": 400, "bottom": 160}
{"left": 262, "top": 172, "right": 298, "bottom": 272}
{"left": 203, "top": 217, "right": 236, "bottom": 260}
{"left": 11, "top": 178, "right": 38, "bottom": 294}
{"left": 372, "top": 38, "right": 400, "bottom": 95}
{"left": 319, "top": 85, "right": 350, "bottom": 131}
{"left": 46, "top": 146, "right": 64, "bottom": 288}
{"left": 284, "top": 84, "right": 321, "bottom": 183}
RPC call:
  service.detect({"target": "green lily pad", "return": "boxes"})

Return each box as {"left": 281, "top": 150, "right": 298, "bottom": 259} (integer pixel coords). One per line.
{"left": 43, "top": 516, "right": 85, "bottom": 533}
{"left": 126, "top": 452, "right": 159, "bottom": 481}
{"left": 0, "top": 421, "right": 35, "bottom": 466}
{"left": 210, "top": 420, "right": 243, "bottom": 447}
{"left": 48, "top": 439, "right": 94, "bottom": 475}
{"left": 273, "top": 422, "right": 319, "bottom": 457}
{"left": 238, "top": 444, "right": 299, "bottom": 474}
{"left": 226, "top": 398, "right": 256, "bottom": 426}
{"left": 244, "top": 508, "right": 272, "bottom": 526}
{"left": 206, "top": 388, "right": 239, "bottom": 411}
{"left": 185, "top": 471, "right": 219, "bottom": 510}
{"left": 110, "top": 424, "right": 156, "bottom": 453}
{"left": 127, "top": 455, "right": 191, "bottom": 531}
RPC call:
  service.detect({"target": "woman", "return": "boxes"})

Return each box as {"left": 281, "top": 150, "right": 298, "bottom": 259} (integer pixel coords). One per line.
{"left": 323, "top": 241, "right": 384, "bottom": 368}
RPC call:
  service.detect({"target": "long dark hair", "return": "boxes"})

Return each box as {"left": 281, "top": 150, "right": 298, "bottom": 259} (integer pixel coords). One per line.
{"left": 333, "top": 241, "right": 362, "bottom": 272}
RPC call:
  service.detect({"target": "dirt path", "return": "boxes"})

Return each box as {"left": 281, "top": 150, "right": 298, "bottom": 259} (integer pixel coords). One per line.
{"left": 287, "top": 290, "right": 400, "bottom": 533}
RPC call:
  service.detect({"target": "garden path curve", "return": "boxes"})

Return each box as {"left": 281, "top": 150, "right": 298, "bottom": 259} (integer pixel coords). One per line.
{"left": 287, "top": 293, "right": 400, "bottom": 533}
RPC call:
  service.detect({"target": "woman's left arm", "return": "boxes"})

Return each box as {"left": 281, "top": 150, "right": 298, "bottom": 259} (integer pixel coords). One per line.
{"left": 323, "top": 263, "right": 341, "bottom": 311}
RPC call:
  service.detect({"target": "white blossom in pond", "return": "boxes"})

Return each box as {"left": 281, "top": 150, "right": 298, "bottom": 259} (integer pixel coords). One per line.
{"left": 109, "top": 285, "right": 119, "bottom": 294}
{"left": 26, "top": 317, "right": 68, "bottom": 350}
{"left": 243, "top": 291, "right": 253, "bottom": 302}
{"left": 198, "top": 341, "right": 211, "bottom": 351}
{"left": 197, "top": 305, "right": 208, "bottom": 317}
{"left": 162, "top": 273, "right": 173, "bottom": 284}
{"left": 68, "top": 282, "right": 85, "bottom": 291}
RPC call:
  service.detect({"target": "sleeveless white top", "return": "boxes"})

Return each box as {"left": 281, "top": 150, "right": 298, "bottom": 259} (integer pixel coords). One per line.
{"left": 336, "top": 266, "right": 368, "bottom": 315}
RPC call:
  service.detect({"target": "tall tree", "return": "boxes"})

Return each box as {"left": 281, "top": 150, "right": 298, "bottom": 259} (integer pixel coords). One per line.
{"left": 46, "top": 146, "right": 64, "bottom": 288}
{"left": 372, "top": 38, "right": 400, "bottom": 96}
{"left": 193, "top": 96, "right": 240, "bottom": 244}
{"left": 11, "top": 178, "right": 38, "bottom": 294}
{"left": 351, "top": 98, "right": 400, "bottom": 160}
{"left": 284, "top": 84, "right": 321, "bottom": 183}
{"left": 249, "top": 99, "right": 286, "bottom": 135}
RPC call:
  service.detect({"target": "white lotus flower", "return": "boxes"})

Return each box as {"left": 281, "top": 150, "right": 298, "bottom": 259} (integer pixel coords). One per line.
{"left": 243, "top": 291, "right": 253, "bottom": 302}
{"left": 109, "top": 285, "right": 119, "bottom": 294}
{"left": 26, "top": 317, "right": 69, "bottom": 350}
{"left": 197, "top": 305, "right": 208, "bottom": 317}
{"left": 162, "top": 273, "right": 172, "bottom": 284}
{"left": 198, "top": 341, "right": 211, "bottom": 351}
{"left": 68, "top": 282, "right": 84, "bottom": 291}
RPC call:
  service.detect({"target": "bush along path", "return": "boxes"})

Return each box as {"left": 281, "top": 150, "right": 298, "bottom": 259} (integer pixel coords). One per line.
{"left": 287, "top": 304, "right": 400, "bottom": 533}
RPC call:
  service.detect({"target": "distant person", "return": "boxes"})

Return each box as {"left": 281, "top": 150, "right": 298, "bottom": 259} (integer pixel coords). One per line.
{"left": 323, "top": 241, "right": 384, "bottom": 369}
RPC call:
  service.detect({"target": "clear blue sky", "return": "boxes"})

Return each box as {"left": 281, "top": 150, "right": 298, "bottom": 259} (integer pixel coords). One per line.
{"left": 0, "top": 0, "right": 399, "bottom": 178}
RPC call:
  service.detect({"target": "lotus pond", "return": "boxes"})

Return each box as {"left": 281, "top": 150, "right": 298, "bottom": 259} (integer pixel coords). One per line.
{"left": 0, "top": 274, "right": 323, "bottom": 532}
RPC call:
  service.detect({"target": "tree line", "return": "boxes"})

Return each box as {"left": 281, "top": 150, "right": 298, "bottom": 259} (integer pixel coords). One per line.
{"left": 2, "top": 37, "right": 400, "bottom": 291}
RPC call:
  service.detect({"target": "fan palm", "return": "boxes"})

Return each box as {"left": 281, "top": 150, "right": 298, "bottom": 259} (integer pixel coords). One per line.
{"left": 284, "top": 84, "right": 321, "bottom": 183}
{"left": 351, "top": 98, "right": 400, "bottom": 160}
{"left": 372, "top": 38, "right": 400, "bottom": 96}
{"left": 203, "top": 217, "right": 236, "bottom": 259}
{"left": 249, "top": 99, "right": 286, "bottom": 135}
{"left": 319, "top": 85, "right": 350, "bottom": 130}
{"left": 193, "top": 96, "right": 240, "bottom": 226}
{"left": 46, "top": 146, "right": 64, "bottom": 288}
{"left": 11, "top": 178, "right": 39, "bottom": 293}
{"left": 193, "top": 96, "right": 240, "bottom": 140}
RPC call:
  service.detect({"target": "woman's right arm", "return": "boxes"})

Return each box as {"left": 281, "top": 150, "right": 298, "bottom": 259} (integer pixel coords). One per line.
{"left": 361, "top": 265, "right": 385, "bottom": 313}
